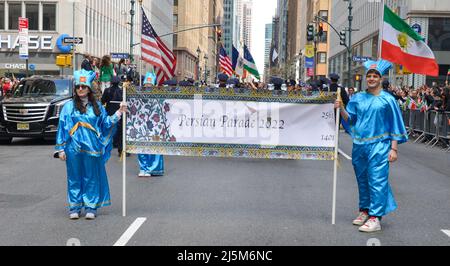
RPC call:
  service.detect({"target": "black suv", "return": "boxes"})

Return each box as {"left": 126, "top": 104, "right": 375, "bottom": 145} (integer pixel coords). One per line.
{"left": 0, "top": 75, "right": 74, "bottom": 144}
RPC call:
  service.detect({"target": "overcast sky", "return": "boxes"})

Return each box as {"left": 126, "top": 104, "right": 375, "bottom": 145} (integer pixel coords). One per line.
{"left": 251, "top": 0, "right": 278, "bottom": 79}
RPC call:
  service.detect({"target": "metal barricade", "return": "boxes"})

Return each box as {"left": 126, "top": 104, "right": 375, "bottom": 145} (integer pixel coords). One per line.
{"left": 402, "top": 109, "right": 410, "bottom": 130}
{"left": 426, "top": 110, "right": 449, "bottom": 148}
{"left": 438, "top": 112, "right": 450, "bottom": 151}
{"left": 415, "top": 111, "right": 432, "bottom": 143}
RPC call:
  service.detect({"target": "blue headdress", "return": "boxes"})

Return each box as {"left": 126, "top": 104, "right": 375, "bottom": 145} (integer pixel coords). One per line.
{"left": 143, "top": 72, "right": 157, "bottom": 85}
{"left": 73, "top": 69, "right": 96, "bottom": 89}
{"left": 363, "top": 59, "right": 393, "bottom": 76}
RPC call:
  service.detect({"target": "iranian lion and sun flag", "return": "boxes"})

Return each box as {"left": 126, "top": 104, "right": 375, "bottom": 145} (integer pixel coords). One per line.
{"left": 381, "top": 4, "right": 438, "bottom": 77}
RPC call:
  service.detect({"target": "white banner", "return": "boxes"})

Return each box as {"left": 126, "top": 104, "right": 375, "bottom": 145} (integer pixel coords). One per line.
{"left": 165, "top": 99, "right": 335, "bottom": 147}
{"left": 126, "top": 87, "right": 337, "bottom": 160}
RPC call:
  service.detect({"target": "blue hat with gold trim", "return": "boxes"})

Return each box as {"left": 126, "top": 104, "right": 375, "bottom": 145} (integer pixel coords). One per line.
{"left": 363, "top": 59, "right": 393, "bottom": 76}
{"left": 143, "top": 72, "right": 157, "bottom": 85}
{"left": 74, "top": 69, "right": 96, "bottom": 89}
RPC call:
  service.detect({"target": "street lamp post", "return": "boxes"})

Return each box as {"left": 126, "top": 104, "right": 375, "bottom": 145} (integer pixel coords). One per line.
{"left": 196, "top": 47, "right": 201, "bottom": 82}
{"left": 129, "top": 0, "right": 136, "bottom": 64}
{"left": 204, "top": 54, "right": 208, "bottom": 84}
{"left": 345, "top": 0, "right": 353, "bottom": 88}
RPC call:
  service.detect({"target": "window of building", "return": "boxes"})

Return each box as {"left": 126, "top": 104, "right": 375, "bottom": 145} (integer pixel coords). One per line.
{"left": 319, "top": 10, "right": 328, "bottom": 21}
{"left": 319, "top": 31, "right": 327, "bottom": 43}
{"left": 174, "top": 0, "right": 178, "bottom": 6}
{"left": 43, "top": 3, "right": 56, "bottom": 31}
{"left": 173, "top": 14, "right": 178, "bottom": 26}
{"left": 318, "top": 52, "right": 327, "bottom": 64}
{"left": 8, "top": 2, "right": 21, "bottom": 30}
{"left": 26, "top": 3, "right": 39, "bottom": 30}
{"left": 173, "top": 34, "right": 178, "bottom": 47}
{"left": 429, "top": 17, "right": 450, "bottom": 51}
{"left": 0, "top": 3, "right": 4, "bottom": 30}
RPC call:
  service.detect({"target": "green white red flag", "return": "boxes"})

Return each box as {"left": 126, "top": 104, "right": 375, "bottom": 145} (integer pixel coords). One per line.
{"left": 381, "top": 5, "right": 438, "bottom": 76}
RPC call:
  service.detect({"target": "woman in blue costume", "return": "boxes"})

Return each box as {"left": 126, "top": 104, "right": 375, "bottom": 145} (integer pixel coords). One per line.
{"left": 335, "top": 60, "right": 408, "bottom": 232}
{"left": 55, "top": 69, "right": 127, "bottom": 220}
{"left": 138, "top": 71, "right": 164, "bottom": 177}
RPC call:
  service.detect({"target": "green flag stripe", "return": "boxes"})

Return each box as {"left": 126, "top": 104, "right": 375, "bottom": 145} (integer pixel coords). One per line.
{"left": 244, "top": 65, "right": 260, "bottom": 79}
{"left": 384, "top": 5, "right": 423, "bottom": 42}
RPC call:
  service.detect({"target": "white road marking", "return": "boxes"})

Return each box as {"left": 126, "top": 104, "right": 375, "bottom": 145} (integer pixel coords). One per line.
{"left": 113, "top": 217, "right": 147, "bottom": 246}
{"left": 338, "top": 149, "right": 352, "bottom": 160}
{"left": 442, "top": 229, "right": 450, "bottom": 237}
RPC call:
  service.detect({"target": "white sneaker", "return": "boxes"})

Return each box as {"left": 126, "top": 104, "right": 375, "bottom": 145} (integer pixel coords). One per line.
{"left": 358, "top": 217, "right": 381, "bottom": 232}
{"left": 352, "top": 211, "right": 369, "bottom": 226}
{"left": 85, "top": 212, "right": 96, "bottom": 220}
{"left": 138, "top": 170, "right": 147, "bottom": 177}
{"left": 69, "top": 213, "right": 79, "bottom": 220}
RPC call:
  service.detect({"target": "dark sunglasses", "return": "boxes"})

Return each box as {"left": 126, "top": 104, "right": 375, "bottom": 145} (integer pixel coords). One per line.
{"left": 76, "top": 85, "right": 89, "bottom": 90}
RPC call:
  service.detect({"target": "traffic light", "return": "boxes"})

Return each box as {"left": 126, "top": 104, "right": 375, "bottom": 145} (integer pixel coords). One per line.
{"left": 318, "top": 23, "right": 324, "bottom": 37}
{"left": 355, "top": 74, "right": 362, "bottom": 81}
{"left": 339, "top": 30, "right": 346, "bottom": 46}
{"left": 307, "top": 24, "right": 315, "bottom": 42}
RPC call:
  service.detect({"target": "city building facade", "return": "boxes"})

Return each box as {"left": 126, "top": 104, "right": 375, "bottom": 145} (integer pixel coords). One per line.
{"left": 223, "top": 0, "right": 240, "bottom": 57}
{"left": 329, "top": 0, "right": 450, "bottom": 89}
{"left": 0, "top": 0, "right": 172, "bottom": 77}
{"left": 242, "top": 0, "right": 252, "bottom": 48}
{"left": 264, "top": 23, "right": 272, "bottom": 80}
{"left": 173, "top": 0, "right": 209, "bottom": 81}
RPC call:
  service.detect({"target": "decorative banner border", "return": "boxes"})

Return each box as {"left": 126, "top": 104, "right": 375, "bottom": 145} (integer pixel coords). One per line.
{"left": 126, "top": 86, "right": 337, "bottom": 160}
{"left": 126, "top": 86, "right": 336, "bottom": 104}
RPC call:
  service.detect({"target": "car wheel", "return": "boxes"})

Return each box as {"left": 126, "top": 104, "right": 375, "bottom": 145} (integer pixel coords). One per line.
{"left": 0, "top": 138, "right": 12, "bottom": 145}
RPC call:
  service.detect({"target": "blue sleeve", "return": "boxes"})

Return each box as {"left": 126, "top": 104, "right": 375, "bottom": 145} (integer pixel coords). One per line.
{"left": 387, "top": 95, "right": 408, "bottom": 144}
{"left": 98, "top": 102, "right": 120, "bottom": 163}
{"left": 55, "top": 102, "right": 72, "bottom": 151}
{"left": 345, "top": 97, "right": 358, "bottom": 126}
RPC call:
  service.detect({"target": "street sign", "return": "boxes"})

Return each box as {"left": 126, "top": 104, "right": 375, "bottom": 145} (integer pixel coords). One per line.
{"left": 18, "top": 17, "right": 29, "bottom": 60}
{"left": 111, "top": 53, "right": 130, "bottom": 59}
{"left": 352, "top": 56, "right": 371, "bottom": 62}
{"left": 63, "top": 37, "right": 83, "bottom": 44}
{"left": 29, "top": 64, "right": 36, "bottom": 70}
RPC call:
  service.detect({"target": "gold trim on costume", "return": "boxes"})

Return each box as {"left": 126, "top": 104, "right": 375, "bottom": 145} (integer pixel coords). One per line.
{"left": 69, "top": 122, "right": 100, "bottom": 137}
{"left": 353, "top": 132, "right": 408, "bottom": 142}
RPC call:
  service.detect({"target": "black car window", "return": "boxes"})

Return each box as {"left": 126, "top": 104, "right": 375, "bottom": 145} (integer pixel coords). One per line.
{"left": 12, "top": 79, "right": 71, "bottom": 97}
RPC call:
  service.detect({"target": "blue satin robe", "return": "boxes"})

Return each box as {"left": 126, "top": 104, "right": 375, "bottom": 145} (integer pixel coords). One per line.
{"left": 55, "top": 101, "right": 119, "bottom": 213}
{"left": 138, "top": 154, "right": 164, "bottom": 176}
{"left": 346, "top": 90, "right": 408, "bottom": 217}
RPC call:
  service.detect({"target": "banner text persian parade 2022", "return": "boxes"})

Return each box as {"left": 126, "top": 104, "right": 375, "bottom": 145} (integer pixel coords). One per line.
{"left": 125, "top": 86, "right": 337, "bottom": 160}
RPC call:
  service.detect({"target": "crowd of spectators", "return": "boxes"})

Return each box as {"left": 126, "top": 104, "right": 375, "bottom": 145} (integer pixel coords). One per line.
{"left": 0, "top": 76, "right": 20, "bottom": 100}
{"left": 381, "top": 82, "right": 450, "bottom": 112}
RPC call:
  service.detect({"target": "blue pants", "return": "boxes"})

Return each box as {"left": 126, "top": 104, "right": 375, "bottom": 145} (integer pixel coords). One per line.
{"left": 352, "top": 140, "right": 397, "bottom": 217}
{"left": 138, "top": 154, "right": 164, "bottom": 176}
{"left": 65, "top": 147, "right": 111, "bottom": 213}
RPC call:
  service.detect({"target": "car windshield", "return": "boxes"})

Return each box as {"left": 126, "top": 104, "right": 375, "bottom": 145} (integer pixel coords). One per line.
{"left": 12, "top": 79, "right": 71, "bottom": 98}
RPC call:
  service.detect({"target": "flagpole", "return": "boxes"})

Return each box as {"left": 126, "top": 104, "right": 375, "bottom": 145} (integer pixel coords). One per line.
{"left": 122, "top": 77, "right": 127, "bottom": 217}
{"left": 377, "top": 0, "right": 385, "bottom": 60}
{"left": 332, "top": 87, "right": 341, "bottom": 225}
{"left": 139, "top": 3, "right": 143, "bottom": 88}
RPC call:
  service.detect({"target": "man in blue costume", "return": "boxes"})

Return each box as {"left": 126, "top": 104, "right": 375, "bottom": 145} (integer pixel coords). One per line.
{"left": 55, "top": 69, "right": 126, "bottom": 220}
{"left": 138, "top": 71, "right": 164, "bottom": 177}
{"left": 335, "top": 59, "right": 408, "bottom": 232}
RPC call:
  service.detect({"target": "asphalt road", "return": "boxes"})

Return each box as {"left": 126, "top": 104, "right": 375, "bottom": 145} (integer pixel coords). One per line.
{"left": 0, "top": 134, "right": 449, "bottom": 246}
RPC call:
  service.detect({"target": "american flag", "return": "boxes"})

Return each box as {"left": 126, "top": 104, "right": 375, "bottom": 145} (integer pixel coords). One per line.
{"left": 219, "top": 45, "right": 233, "bottom": 77}
{"left": 141, "top": 8, "right": 176, "bottom": 85}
